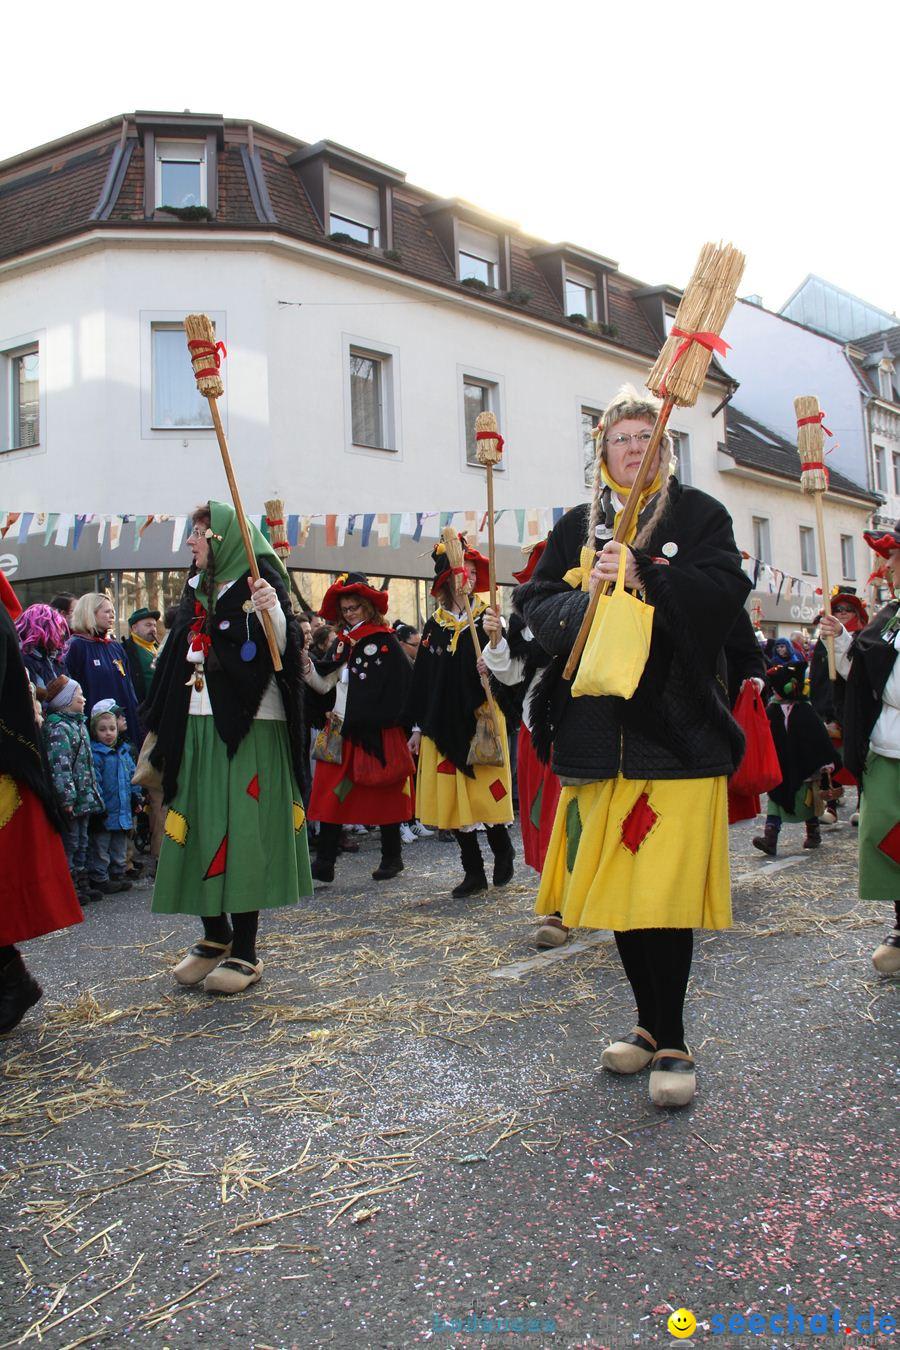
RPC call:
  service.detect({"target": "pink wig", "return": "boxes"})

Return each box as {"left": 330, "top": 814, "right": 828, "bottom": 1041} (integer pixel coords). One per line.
{"left": 15, "top": 603, "right": 70, "bottom": 655}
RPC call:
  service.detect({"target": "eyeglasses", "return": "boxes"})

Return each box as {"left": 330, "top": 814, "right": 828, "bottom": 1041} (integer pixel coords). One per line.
{"left": 609, "top": 431, "right": 654, "bottom": 449}
{"left": 341, "top": 601, "right": 363, "bottom": 612}
{"left": 189, "top": 527, "right": 207, "bottom": 539}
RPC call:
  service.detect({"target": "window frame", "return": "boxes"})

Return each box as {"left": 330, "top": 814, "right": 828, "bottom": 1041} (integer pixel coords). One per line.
{"left": 328, "top": 172, "right": 381, "bottom": 246}
{"left": 892, "top": 451, "right": 900, "bottom": 497}
{"left": 840, "top": 534, "right": 856, "bottom": 581}
{"left": 342, "top": 335, "right": 401, "bottom": 458}
{"left": 874, "top": 443, "right": 887, "bottom": 493}
{"left": 140, "top": 310, "right": 226, "bottom": 442}
{"left": 752, "top": 515, "right": 771, "bottom": 565}
{"left": 799, "top": 525, "right": 817, "bottom": 575}
{"left": 459, "top": 366, "right": 504, "bottom": 473}
{"left": 0, "top": 332, "right": 44, "bottom": 458}
{"left": 565, "top": 265, "right": 597, "bottom": 321}
{"left": 579, "top": 404, "right": 603, "bottom": 489}
{"left": 457, "top": 222, "right": 500, "bottom": 288}
{"left": 154, "top": 139, "right": 208, "bottom": 210}
{"left": 671, "top": 428, "right": 692, "bottom": 486}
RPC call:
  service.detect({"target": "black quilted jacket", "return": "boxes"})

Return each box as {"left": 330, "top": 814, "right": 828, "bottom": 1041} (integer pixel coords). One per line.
{"left": 515, "top": 485, "right": 751, "bottom": 781}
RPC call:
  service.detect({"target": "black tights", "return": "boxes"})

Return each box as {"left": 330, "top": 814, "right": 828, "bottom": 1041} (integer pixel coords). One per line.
{"left": 613, "top": 928, "right": 693, "bottom": 1053}
{"left": 201, "top": 912, "right": 259, "bottom": 964}
{"left": 317, "top": 821, "right": 402, "bottom": 865}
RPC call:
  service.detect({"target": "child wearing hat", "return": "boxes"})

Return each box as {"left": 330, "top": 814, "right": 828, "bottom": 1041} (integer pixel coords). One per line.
{"left": 42, "top": 676, "right": 105, "bottom": 904}
{"left": 87, "top": 705, "right": 140, "bottom": 894}
{"left": 752, "top": 661, "right": 836, "bottom": 857}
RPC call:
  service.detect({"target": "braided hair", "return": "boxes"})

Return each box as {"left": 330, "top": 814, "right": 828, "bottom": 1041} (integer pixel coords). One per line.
{"left": 190, "top": 505, "right": 217, "bottom": 637}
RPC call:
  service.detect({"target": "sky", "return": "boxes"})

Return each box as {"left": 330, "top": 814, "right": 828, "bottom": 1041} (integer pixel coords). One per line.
{"left": 5, "top": 0, "right": 898, "bottom": 318}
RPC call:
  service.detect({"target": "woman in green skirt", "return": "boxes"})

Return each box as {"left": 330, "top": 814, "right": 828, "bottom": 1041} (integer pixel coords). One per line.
{"left": 821, "top": 523, "right": 900, "bottom": 975}
{"left": 142, "top": 502, "right": 312, "bottom": 993}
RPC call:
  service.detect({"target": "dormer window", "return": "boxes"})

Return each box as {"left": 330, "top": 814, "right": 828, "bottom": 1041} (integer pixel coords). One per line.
{"left": 329, "top": 173, "right": 381, "bottom": 245}
{"left": 458, "top": 223, "right": 499, "bottom": 287}
{"left": 565, "top": 266, "right": 597, "bottom": 321}
{"left": 155, "top": 140, "right": 207, "bottom": 209}
{"left": 879, "top": 360, "right": 895, "bottom": 402}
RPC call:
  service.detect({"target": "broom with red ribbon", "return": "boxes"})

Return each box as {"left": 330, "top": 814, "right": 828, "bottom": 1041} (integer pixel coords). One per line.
{"left": 795, "top": 394, "right": 835, "bottom": 679}
{"left": 563, "top": 241, "right": 746, "bottom": 681}
{"left": 183, "top": 314, "right": 282, "bottom": 671}
{"left": 474, "top": 411, "right": 503, "bottom": 647}
{"left": 441, "top": 526, "right": 501, "bottom": 738}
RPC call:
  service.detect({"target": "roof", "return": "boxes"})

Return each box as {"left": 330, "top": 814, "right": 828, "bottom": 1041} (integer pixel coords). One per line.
{"left": 0, "top": 112, "right": 725, "bottom": 377}
{"left": 779, "top": 274, "right": 897, "bottom": 342}
{"left": 846, "top": 326, "right": 900, "bottom": 401}
{"left": 723, "top": 405, "right": 879, "bottom": 505}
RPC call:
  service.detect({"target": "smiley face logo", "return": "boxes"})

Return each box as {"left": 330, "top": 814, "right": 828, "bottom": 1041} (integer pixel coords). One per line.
{"left": 667, "top": 1308, "right": 697, "bottom": 1338}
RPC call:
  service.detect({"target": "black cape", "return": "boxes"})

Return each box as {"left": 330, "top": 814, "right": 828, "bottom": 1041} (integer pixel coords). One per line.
{"left": 141, "top": 559, "right": 307, "bottom": 802}
{"left": 767, "top": 698, "right": 837, "bottom": 811}
{"left": 841, "top": 600, "right": 900, "bottom": 779}
{"left": 406, "top": 607, "right": 491, "bottom": 777}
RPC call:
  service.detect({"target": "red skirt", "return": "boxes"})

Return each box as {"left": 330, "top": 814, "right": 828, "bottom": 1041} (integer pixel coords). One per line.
{"left": 517, "top": 724, "right": 561, "bottom": 873}
{"left": 0, "top": 777, "right": 82, "bottom": 945}
{"left": 309, "top": 732, "right": 415, "bottom": 826}
{"left": 728, "top": 787, "right": 760, "bottom": 824}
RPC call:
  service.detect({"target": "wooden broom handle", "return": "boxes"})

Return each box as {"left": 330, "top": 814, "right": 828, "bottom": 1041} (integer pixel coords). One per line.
{"left": 460, "top": 590, "right": 503, "bottom": 741}
{"left": 813, "top": 491, "right": 836, "bottom": 680}
{"left": 207, "top": 399, "right": 283, "bottom": 672}
{"left": 486, "top": 466, "right": 499, "bottom": 647}
{"left": 562, "top": 398, "right": 674, "bottom": 681}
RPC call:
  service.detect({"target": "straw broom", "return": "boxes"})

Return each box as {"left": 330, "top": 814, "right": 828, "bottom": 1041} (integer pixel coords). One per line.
{"left": 563, "top": 241, "right": 745, "bottom": 681}
{"left": 794, "top": 394, "right": 835, "bottom": 679}
{"left": 474, "top": 411, "right": 503, "bottom": 647}
{"left": 441, "top": 526, "right": 501, "bottom": 737}
{"left": 264, "top": 496, "right": 310, "bottom": 611}
{"left": 183, "top": 315, "right": 281, "bottom": 671}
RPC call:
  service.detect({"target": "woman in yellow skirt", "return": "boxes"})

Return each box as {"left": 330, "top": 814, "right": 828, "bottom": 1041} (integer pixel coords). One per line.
{"left": 516, "top": 386, "right": 750, "bottom": 1107}
{"left": 407, "top": 538, "right": 514, "bottom": 897}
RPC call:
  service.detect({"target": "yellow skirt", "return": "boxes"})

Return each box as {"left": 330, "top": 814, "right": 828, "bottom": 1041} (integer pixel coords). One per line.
{"left": 536, "top": 775, "right": 731, "bottom": 931}
{"left": 416, "top": 729, "right": 513, "bottom": 830}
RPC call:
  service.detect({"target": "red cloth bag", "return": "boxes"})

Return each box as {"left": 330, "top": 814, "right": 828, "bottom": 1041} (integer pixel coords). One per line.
{"left": 729, "top": 680, "right": 782, "bottom": 796}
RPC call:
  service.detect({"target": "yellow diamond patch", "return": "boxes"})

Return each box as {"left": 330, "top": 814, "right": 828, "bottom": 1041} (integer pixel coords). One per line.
{"left": 165, "top": 808, "right": 188, "bottom": 846}
{"left": 0, "top": 775, "right": 22, "bottom": 830}
{"left": 293, "top": 801, "right": 306, "bottom": 832}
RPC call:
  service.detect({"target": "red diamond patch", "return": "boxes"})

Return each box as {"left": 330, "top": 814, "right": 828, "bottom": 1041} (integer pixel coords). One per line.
{"left": 437, "top": 759, "right": 456, "bottom": 775}
{"left": 203, "top": 834, "right": 228, "bottom": 879}
{"left": 246, "top": 773, "right": 260, "bottom": 801}
{"left": 621, "top": 793, "right": 658, "bottom": 854}
{"left": 489, "top": 779, "right": 508, "bottom": 802}
{"left": 878, "top": 821, "right": 900, "bottom": 865}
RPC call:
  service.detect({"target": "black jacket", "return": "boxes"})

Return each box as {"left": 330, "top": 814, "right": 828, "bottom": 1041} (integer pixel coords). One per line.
{"left": 406, "top": 607, "right": 491, "bottom": 777}
{"left": 515, "top": 484, "right": 750, "bottom": 781}
{"left": 841, "top": 600, "right": 900, "bottom": 779}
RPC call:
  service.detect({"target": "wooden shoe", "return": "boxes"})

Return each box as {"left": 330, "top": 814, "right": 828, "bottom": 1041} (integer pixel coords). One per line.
{"left": 600, "top": 1027, "right": 657, "bottom": 1074}
{"left": 649, "top": 1050, "right": 696, "bottom": 1108}
{"left": 203, "top": 957, "right": 263, "bottom": 994}
{"left": 172, "top": 940, "right": 232, "bottom": 986}
{"left": 534, "top": 917, "right": 569, "bottom": 949}
{"left": 872, "top": 929, "right": 900, "bottom": 975}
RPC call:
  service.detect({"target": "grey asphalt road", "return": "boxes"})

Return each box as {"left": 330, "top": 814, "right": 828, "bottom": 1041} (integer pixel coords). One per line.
{"left": 0, "top": 815, "right": 896, "bottom": 1349}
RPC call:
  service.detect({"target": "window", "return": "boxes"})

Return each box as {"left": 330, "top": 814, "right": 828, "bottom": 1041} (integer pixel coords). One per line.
{"left": 155, "top": 140, "right": 207, "bottom": 208}
{"left": 671, "top": 429, "right": 692, "bottom": 486}
{"left": 151, "top": 323, "right": 214, "bottom": 429}
{"left": 343, "top": 339, "right": 398, "bottom": 453}
{"left": 752, "top": 516, "right": 771, "bottom": 564}
{"left": 329, "top": 173, "right": 380, "bottom": 245}
{"left": 893, "top": 452, "right": 900, "bottom": 497}
{"left": 874, "top": 444, "right": 887, "bottom": 492}
{"left": 800, "top": 526, "right": 817, "bottom": 575}
{"left": 565, "top": 266, "right": 596, "bottom": 320}
{"left": 581, "top": 406, "right": 603, "bottom": 487}
{"left": 841, "top": 534, "right": 856, "bottom": 580}
{"left": 458, "top": 223, "right": 499, "bottom": 287}
{"left": 462, "top": 376, "right": 502, "bottom": 468}
{"left": 879, "top": 363, "right": 895, "bottom": 401}
{"left": 9, "top": 346, "right": 39, "bottom": 449}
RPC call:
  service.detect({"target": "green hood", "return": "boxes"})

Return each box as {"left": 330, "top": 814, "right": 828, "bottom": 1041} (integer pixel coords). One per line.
{"left": 196, "top": 500, "right": 289, "bottom": 610}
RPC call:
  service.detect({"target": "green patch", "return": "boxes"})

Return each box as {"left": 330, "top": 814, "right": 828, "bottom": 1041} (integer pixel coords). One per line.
{"left": 565, "top": 798, "right": 582, "bottom": 873}
{"left": 333, "top": 778, "right": 354, "bottom": 803}
{"left": 529, "top": 782, "right": 544, "bottom": 830}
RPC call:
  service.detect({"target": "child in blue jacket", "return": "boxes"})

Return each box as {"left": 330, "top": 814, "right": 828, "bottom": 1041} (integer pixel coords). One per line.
{"left": 88, "top": 708, "right": 140, "bottom": 894}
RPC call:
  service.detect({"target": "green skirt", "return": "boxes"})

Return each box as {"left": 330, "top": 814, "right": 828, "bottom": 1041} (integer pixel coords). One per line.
{"left": 152, "top": 717, "right": 312, "bottom": 917}
{"left": 858, "top": 751, "right": 900, "bottom": 902}
{"left": 766, "top": 783, "right": 816, "bottom": 824}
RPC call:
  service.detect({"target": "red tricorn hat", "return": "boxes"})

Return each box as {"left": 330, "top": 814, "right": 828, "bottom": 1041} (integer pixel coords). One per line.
{"left": 319, "top": 572, "right": 389, "bottom": 622}
{"left": 430, "top": 535, "right": 490, "bottom": 598}
{"left": 818, "top": 588, "right": 868, "bottom": 627}
{"left": 0, "top": 571, "right": 22, "bottom": 621}
{"left": 512, "top": 538, "right": 548, "bottom": 585}
{"left": 863, "top": 525, "right": 900, "bottom": 559}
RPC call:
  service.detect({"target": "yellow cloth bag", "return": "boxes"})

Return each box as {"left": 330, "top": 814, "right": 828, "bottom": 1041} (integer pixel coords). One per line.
{"left": 571, "top": 545, "right": 654, "bottom": 699}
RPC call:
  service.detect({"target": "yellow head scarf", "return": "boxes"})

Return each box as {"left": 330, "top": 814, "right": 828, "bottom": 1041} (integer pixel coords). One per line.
{"left": 599, "top": 460, "right": 663, "bottom": 546}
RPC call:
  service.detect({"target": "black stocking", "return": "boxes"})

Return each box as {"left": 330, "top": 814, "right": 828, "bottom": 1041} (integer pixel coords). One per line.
{"left": 230, "top": 911, "right": 260, "bottom": 965}
{"left": 614, "top": 928, "right": 693, "bottom": 1052}
{"left": 201, "top": 915, "right": 232, "bottom": 947}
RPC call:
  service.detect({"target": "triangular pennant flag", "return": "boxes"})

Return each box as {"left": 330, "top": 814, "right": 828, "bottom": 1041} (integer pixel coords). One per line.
{"left": 440, "top": 511, "right": 453, "bottom": 529}
{"left": 18, "top": 513, "right": 33, "bottom": 543}
{"left": 133, "top": 515, "right": 148, "bottom": 550}
{"left": 325, "top": 514, "right": 338, "bottom": 547}
{"left": 30, "top": 512, "right": 46, "bottom": 535}
{"left": 389, "top": 514, "right": 402, "bottom": 548}
{"left": 552, "top": 507, "right": 564, "bottom": 526}
{"left": 412, "top": 512, "right": 425, "bottom": 543}
{"left": 464, "top": 510, "right": 478, "bottom": 542}
{"left": 71, "top": 515, "right": 87, "bottom": 550}
{"left": 287, "top": 515, "right": 300, "bottom": 547}
{"left": 346, "top": 513, "right": 357, "bottom": 537}
{"left": 171, "top": 517, "right": 187, "bottom": 552}
{"left": 361, "top": 513, "right": 376, "bottom": 547}
{"left": 1, "top": 512, "right": 20, "bottom": 539}
{"left": 109, "top": 516, "right": 123, "bottom": 549}
{"left": 299, "top": 516, "right": 311, "bottom": 546}
{"left": 55, "top": 513, "right": 74, "bottom": 546}
{"left": 514, "top": 509, "right": 525, "bottom": 543}
{"left": 44, "top": 513, "right": 60, "bottom": 545}
{"left": 377, "top": 513, "right": 389, "bottom": 546}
